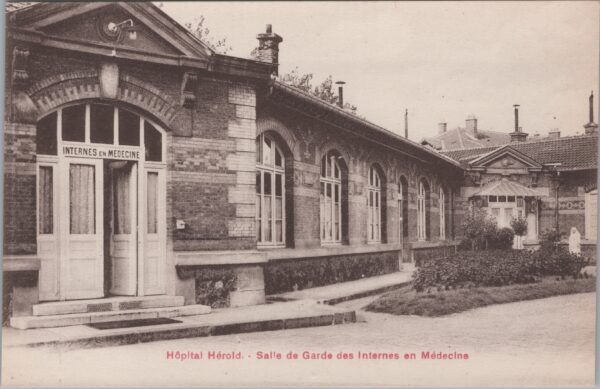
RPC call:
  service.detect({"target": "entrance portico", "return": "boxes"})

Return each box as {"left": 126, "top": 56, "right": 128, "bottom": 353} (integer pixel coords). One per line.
{"left": 36, "top": 103, "right": 167, "bottom": 301}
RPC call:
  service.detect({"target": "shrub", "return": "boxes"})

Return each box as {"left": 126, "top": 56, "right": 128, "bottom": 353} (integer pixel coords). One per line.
{"left": 264, "top": 252, "right": 399, "bottom": 294}
{"left": 490, "top": 227, "right": 515, "bottom": 249}
{"left": 462, "top": 208, "right": 498, "bottom": 250}
{"left": 412, "top": 247, "right": 589, "bottom": 293}
{"left": 510, "top": 216, "right": 528, "bottom": 237}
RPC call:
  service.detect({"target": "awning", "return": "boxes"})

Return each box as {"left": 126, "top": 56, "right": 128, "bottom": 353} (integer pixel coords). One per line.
{"left": 473, "top": 178, "right": 546, "bottom": 197}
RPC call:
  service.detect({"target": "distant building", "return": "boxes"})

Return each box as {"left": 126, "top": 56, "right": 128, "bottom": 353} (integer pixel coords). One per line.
{"left": 421, "top": 116, "right": 511, "bottom": 151}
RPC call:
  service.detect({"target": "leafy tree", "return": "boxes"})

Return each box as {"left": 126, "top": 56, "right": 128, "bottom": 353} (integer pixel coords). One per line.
{"left": 281, "top": 69, "right": 358, "bottom": 113}
{"left": 183, "top": 15, "right": 233, "bottom": 54}
{"left": 462, "top": 207, "right": 497, "bottom": 250}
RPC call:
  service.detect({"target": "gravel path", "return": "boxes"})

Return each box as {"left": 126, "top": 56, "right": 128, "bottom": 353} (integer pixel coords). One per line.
{"left": 3, "top": 293, "right": 595, "bottom": 387}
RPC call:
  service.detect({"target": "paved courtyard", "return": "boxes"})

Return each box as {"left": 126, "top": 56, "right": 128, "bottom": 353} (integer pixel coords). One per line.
{"left": 2, "top": 293, "right": 596, "bottom": 387}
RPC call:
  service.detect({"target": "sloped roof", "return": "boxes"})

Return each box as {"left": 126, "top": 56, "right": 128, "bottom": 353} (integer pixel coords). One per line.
{"left": 422, "top": 127, "right": 511, "bottom": 150}
{"left": 441, "top": 134, "right": 598, "bottom": 170}
{"left": 272, "top": 81, "right": 463, "bottom": 169}
{"left": 5, "top": 2, "right": 36, "bottom": 13}
{"left": 475, "top": 178, "right": 545, "bottom": 197}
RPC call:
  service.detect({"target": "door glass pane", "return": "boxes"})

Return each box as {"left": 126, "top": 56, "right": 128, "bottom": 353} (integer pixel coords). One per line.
{"left": 38, "top": 166, "right": 53, "bottom": 234}
{"left": 113, "top": 167, "right": 131, "bottom": 234}
{"left": 62, "top": 105, "right": 86, "bottom": 142}
{"left": 90, "top": 104, "right": 114, "bottom": 144}
{"left": 147, "top": 172, "right": 158, "bottom": 234}
{"left": 70, "top": 164, "right": 95, "bottom": 234}
{"left": 144, "top": 122, "right": 162, "bottom": 162}
{"left": 119, "top": 109, "right": 140, "bottom": 146}
{"left": 37, "top": 112, "right": 57, "bottom": 155}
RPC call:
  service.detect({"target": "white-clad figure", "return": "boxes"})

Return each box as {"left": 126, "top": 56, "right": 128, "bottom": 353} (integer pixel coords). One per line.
{"left": 569, "top": 227, "right": 581, "bottom": 255}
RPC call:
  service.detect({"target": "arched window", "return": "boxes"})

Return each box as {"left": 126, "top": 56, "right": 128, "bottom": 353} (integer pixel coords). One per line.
{"left": 320, "top": 151, "right": 343, "bottom": 244}
{"left": 418, "top": 178, "right": 430, "bottom": 241}
{"left": 256, "top": 134, "right": 285, "bottom": 246}
{"left": 367, "top": 165, "right": 382, "bottom": 243}
{"left": 399, "top": 176, "right": 409, "bottom": 242}
{"left": 439, "top": 186, "right": 446, "bottom": 240}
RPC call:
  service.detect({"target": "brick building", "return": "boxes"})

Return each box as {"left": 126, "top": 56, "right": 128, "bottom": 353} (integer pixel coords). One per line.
{"left": 3, "top": 2, "right": 596, "bottom": 327}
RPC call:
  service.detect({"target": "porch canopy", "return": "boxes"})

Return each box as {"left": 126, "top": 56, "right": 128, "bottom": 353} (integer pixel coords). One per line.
{"left": 474, "top": 178, "right": 546, "bottom": 197}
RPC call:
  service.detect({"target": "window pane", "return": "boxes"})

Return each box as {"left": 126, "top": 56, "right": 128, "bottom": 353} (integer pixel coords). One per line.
{"left": 321, "top": 156, "right": 327, "bottom": 177}
{"left": 70, "top": 164, "right": 95, "bottom": 234}
{"left": 147, "top": 172, "right": 158, "bottom": 234}
{"left": 62, "top": 105, "right": 85, "bottom": 142}
{"left": 489, "top": 195, "right": 497, "bottom": 202}
{"left": 276, "top": 197, "right": 282, "bottom": 219}
{"left": 263, "top": 137, "right": 272, "bottom": 165}
{"left": 113, "top": 168, "right": 131, "bottom": 234}
{"left": 38, "top": 166, "right": 53, "bottom": 234}
{"left": 37, "top": 112, "right": 57, "bottom": 155}
{"left": 275, "top": 221, "right": 283, "bottom": 242}
{"left": 144, "top": 121, "right": 162, "bottom": 161}
{"left": 498, "top": 195, "right": 506, "bottom": 202}
{"left": 275, "top": 174, "right": 282, "bottom": 196}
{"left": 507, "top": 196, "right": 515, "bottom": 202}
{"left": 264, "top": 172, "right": 272, "bottom": 195}
{"left": 119, "top": 109, "right": 140, "bottom": 146}
{"left": 275, "top": 149, "right": 282, "bottom": 167}
{"left": 90, "top": 104, "right": 114, "bottom": 144}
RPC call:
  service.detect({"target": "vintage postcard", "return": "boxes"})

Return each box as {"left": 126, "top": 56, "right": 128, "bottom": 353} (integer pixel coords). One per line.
{"left": 1, "top": 1, "right": 597, "bottom": 387}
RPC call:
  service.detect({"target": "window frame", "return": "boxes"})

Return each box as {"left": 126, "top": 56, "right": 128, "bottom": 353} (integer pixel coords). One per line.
{"left": 255, "top": 133, "right": 286, "bottom": 247}
{"left": 439, "top": 186, "right": 446, "bottom": 240}
{"left": 320, "top": 151, "right": 343, "bottom": 245}
{"left": 367, "top": 166, "right": 382, "bottom": 243}
{"left": 417, "top": 179, "right": 428, "bottom": 241}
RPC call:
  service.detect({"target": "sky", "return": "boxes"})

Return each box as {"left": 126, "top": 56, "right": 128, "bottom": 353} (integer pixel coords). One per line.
{"left": 160, "top": 1, "right": 599, "bottom": 142}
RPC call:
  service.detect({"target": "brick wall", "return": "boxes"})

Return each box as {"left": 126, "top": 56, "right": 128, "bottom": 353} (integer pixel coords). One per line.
{"left": 3, "top": 123, "right": 37, "bottom": 254}
{"left": 256, "top": 107, "right": 462, "bottom": 250}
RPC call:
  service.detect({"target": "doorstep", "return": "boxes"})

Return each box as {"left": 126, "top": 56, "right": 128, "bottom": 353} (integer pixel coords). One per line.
{"left": 267, "top": 270, "right": 414, "bottom": 305}
{"left": 2, "top": 300, "right": 356, "bottom": 349}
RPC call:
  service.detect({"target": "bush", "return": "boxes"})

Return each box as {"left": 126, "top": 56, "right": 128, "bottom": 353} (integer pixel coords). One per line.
{"left": 490, "top": 227, "right": 514, "bottom": 249}
{"left": 412, "top": 247, "right": 589, "bottom": 292}
{"left": 510, "top": 216, "right": 528, "bottom": 236}
{"left": 264, "top": 252, "right": 399, "bottom": 294}
{"left": 462, "top": 208, "right": 498, "bottom": 250}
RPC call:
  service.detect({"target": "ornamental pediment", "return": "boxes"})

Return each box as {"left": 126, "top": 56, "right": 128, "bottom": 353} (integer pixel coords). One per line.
{"left": 9, "top": 2, "right": 212, "bottom": 61}
{"left": 468, "top": 145, "right": 543, "bottom": 170}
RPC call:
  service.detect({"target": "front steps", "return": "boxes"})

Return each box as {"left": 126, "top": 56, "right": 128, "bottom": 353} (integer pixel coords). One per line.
{"left": 11, "top": 296, "right": 211, "bottom": 330}
{"left": 32, "top": 295, "right": 185, "bottom": 316}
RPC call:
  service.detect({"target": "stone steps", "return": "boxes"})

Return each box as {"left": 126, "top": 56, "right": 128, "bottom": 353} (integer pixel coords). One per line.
{"left": 11, "top": 304, "right": 210, "bottom": 330}
{"left": 32, "top": 295, "right": 185, "bottom": 316}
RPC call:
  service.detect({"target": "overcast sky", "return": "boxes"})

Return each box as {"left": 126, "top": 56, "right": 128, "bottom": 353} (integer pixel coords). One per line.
{"left": 160, "top": 1, "right": 599, "bottom": 141}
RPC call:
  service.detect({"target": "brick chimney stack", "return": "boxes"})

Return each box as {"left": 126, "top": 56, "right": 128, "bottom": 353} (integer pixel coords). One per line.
{"left": 255, "top": 24, "right": 283, "bottom": 76}
{"left": 510, "top": 104, "right": 528, "bottom": 142}
{"left": 438, "top": 122, "right": 447, "bottom": 134}
{"left": 465, "top": 116, "right": 478, "bottom": 136}
{"left": 584, "top": 90, "right": 598, "bottom": 135}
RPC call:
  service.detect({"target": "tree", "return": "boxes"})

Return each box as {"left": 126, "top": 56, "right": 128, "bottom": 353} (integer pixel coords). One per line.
{"left": 177, "top": 13, "right": 357, "bottom": 112}
{"left": 183, "top": 15, "right": 233, "bottom": 55}
{"left": 281, "top": 68, "right": 358, "bottom": 114}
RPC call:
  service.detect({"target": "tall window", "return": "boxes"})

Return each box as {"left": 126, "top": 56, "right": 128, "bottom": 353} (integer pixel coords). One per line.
{"left": 320, "top": 151, "right": 342, "bottom": 244}
{"left": 399, "top": 176, "right": 409, "bottom": 242}
{"left": 439, "top": 186, "right": 446, "bottom": 240}
{"left": 417, "top": 178, "right": 430, "bottom": 241}
{"left": 256, "top": 134, "right": 285, "bottom": 246}
{"left": 367, "top": 166, "right": 382, "bottom": 243}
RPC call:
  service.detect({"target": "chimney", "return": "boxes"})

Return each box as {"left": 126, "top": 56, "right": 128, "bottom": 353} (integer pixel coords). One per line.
{"left": 584, "top": 90, "right": 598, "bottom": 135}
{"left": 438, "top": 122, "right": 447, "bottom": 134}
{"left": 465, "top": 116, "right": 478, "bottom": 136}
{"left": 510, "top": 104, "right": 528, "bottom": 142}
{"left": 404, "top": 109, "right": 408, "bottom": 138}
{"left": 335, "top": 81, "right": 345, "bottom": 108}
{"left": 548, "top": 129, "right": 560, "bottom": 139}
{"left": 255, "top": 24, "right": 283, "bottom": 75}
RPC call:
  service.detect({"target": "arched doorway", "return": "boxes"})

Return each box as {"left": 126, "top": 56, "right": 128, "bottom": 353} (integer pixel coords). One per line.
{"left": 36, "top": 102, "right": 167, "bottom": 301}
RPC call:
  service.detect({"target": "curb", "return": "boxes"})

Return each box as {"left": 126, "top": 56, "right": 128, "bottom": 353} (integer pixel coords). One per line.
{"left": 15, "top": 310, "right": 357, "bottom": 350}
